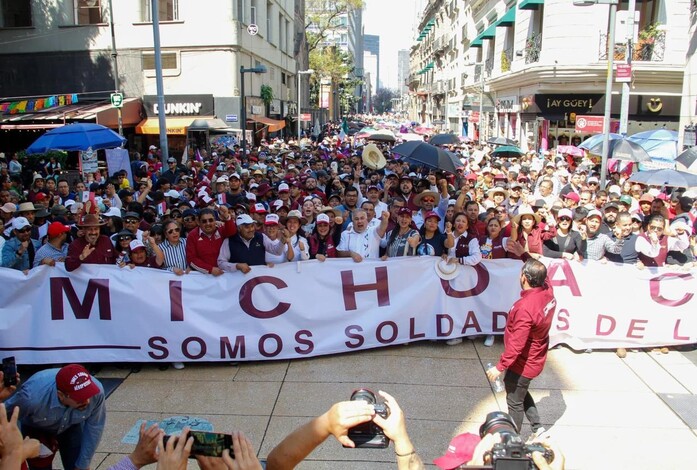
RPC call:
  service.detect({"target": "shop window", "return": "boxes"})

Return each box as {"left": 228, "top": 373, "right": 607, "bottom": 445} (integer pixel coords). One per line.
{"left": 142, "top": 51, "right": 180, "bottom": 77}
{"left": 74, "top": 0, "right": 103, "bottom": 25}
{"left": 618, "top": 0, "right": 664, "bottom": 31}
{"left": 142, "top": 0, "right": 179, "bottom": 22}
{"left": 0, "top": 0, "right": 32, "bottom": 27}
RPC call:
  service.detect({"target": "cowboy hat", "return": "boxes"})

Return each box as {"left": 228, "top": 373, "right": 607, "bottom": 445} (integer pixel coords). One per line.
{"left": 487, "top": 187, "right": 509, "bottom": 200}
{"left": 512, "top": 206, "right": 541, "bottom": 225}
{"left": 434, "top": 258, "right": 460, "bottom": 280}
{"left": 78, "top": 213, "right": 106, "bottom": 227}
{"left": 362, "top": 143, "right": 387, "bottom": 170}
{"left": 17, "top": 202, "right": 37, "bottom": 213}
{"left": 413, "top": 190, "right": 441, "bottom": 208}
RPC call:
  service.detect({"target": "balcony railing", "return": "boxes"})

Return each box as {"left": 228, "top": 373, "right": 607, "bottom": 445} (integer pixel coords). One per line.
{"left": 473, "top": 64, "right": 482, "bottom": 83}
{"left": 525, "top": 33, "right": 542, "bottom": 64}
{"left": 599, "top": 30, "right": 665, "bottom": 62}
{"left": 501, "top": 47, "right": 513, "bottom": 72}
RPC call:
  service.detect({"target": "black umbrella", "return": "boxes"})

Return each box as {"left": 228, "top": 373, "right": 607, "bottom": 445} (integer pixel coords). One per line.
{"left": 586, "top": 138, "right": 651, "bottom": 162}
{"left": 675, "top": 147, "right": 697, "bottom": 172}
{"left": 391, "top": 141, "right": 463, "bottom": 173}
{"left": 429, "top": 133, "right": 459, "bottom": 146}
{"left": 487, "top": 137, "right": 517, "bottom": 146}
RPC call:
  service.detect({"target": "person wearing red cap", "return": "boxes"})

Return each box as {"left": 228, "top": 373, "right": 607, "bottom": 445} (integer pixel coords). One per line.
{"left": 1, "top": 364, "right": 106, "bottom": 470}
{"left": 33, "top": 221, "right": 70, "bottom": 267}
{"left": 433, "top": 432, "right": 482, "bottom": 469}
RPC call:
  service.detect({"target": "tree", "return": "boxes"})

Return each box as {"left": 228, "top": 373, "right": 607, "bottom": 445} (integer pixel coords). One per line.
{"left": 305, "top": 0, "right": 364, "bottom": 55}
{"left": 373, "top": 88, "right": 397, "bottom": 114}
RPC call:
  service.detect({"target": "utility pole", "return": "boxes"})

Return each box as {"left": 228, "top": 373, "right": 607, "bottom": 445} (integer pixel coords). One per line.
{"left": 107, "top": 0, "right": 122, "bottom": 136}
{"left": 619, "top": 0, "right": 636, "bottom": 135}
{"left": 151, "top": 0, "right": 169, "bottom": 164}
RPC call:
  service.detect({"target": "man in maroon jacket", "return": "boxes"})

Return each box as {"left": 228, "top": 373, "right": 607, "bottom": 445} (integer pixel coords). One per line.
{"left": 486, "top": 259, "right": 556, "bottom": 438}
{"left": 185, "top": 205, "right": 236, "bottom": 275}
{"left": 66, "top": 214, "right": 115, "bottom": 271}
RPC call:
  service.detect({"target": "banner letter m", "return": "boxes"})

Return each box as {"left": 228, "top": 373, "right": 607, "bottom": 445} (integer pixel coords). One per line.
{"left": 50, "top": 278, "right": 111, "bottom": 320}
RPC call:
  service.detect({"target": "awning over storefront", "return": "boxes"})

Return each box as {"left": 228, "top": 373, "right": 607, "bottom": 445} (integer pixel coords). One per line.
{"left": 470, "top": 38, "right": 483, "bottom": 48}
{"left": 481, "top": 24, "right": 497, "bottom": 40}
{"left": 520, "top": 0, "right": 544, "bottom": 10}
{"left": 136, "top": 117, "right": 203, "bottom": 135}
{"left": 0, "top": 98, "right": 143, "bottom": 130}
{"left": 496, "top": 8, "right": 516, "bottom": 27}
{"left": 248, "top": 116, "right": 286, "bottom": 133}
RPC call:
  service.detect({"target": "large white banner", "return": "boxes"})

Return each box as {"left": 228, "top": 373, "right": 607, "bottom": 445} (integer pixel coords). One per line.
{"left": 0, "top": 258, "right": 695, "bottom": 364}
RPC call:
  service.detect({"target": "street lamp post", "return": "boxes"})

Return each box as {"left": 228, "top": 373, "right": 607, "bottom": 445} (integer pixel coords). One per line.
{"left": 297, "top": 69, "right": 314, "bottom": 142}
{"left": 239, "top": 64, "right": 267, "bottom": 156}
{"left": 574, "top": 0, "right": 619, "bottom": 189}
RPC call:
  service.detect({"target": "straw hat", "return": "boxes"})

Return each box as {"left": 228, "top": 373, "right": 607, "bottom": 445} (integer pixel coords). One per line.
{"left": 512, "top": 206, "right": 541, "bottom": 225}
{"left": 413, "top": 190, "right": 440, "bottom": 207}
{"left": 487, "top": 187, "right": 509, "bottom": 200}
{"left": 434, "top": 259, "right": 460, "bottom": 280}
{"left": 362, "top": 143, "right": 387, "bottom": 170}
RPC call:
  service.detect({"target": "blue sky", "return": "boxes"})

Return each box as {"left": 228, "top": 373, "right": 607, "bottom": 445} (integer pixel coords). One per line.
{"left": 363, "top": 0, "right": 422, "bottom": 90}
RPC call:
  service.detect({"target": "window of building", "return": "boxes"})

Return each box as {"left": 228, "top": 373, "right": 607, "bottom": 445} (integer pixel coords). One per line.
{"left": 618, "top": 0, "right": 664, "bottom": 30}
{"left": 143, "top": 0, "right": 178, "bottom": 22}
{"left": 0, "top": 0, "right": 32, "bottom": 27}
{"left": 281, "top": 72, "right": 286, "bottom": 85}
{"left": 266, "top": 1, "right": 272, "bottom": 42}
{"left": 278, "top": 13, "right": 284, "bottom": 49}
{"left": 250, "top": 0, "right": 257, "bottom": 24}
{"left": 74, "top": 0, "right": 104, "bottom": 25}
{"left": 142, "top": 51, "right": 180, "bottom": 77}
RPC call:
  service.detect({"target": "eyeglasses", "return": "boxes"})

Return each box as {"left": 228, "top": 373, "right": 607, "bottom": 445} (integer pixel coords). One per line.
{"left": 124, "top": 219, "right": 139, "bottom": 224}
{"left": 183, "top": 216, "right": 195, "bottom": 222}
{"left": 648, "top": 225, "right": 664, "bottom": 232}
{"left": 200, "top": 218, "right": 216, "bottom": 224}
{"left": 119, "top": 236, "right": 133, "bottom": 241}
{"left": 172, "top": 214, "right": 181, "bottom": 219}
{"left": 167, "top": 228, "right": 181, "bottom": 234}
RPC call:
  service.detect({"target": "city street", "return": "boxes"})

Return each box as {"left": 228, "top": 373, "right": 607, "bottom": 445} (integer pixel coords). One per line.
{"left": 88, "top": 340, "right": 697, "bottom": 469}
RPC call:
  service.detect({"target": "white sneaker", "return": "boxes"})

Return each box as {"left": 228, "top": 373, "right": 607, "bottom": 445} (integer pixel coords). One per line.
{"left": 526, "top": 427, "right": 547, "bottom": 444}
{"left": 484, "top": 335, "right": 495, "bottom": 347}
{"left": 172, "top": 362, "right": 185, "bottom": 370}
{"left": 446, "top": 338, "right": 463, "bottom": 346}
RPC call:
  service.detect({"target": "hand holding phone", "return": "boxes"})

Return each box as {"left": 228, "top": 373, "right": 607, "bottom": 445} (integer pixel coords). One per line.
{"left": 2, "top": 357, "right": 17, "bottom": 387}
{"left": 163, "top": 431, "right": 234, "bottom": 459}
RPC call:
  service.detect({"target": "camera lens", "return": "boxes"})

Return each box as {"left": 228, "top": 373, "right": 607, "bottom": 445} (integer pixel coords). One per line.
{"left": 479, "top": 411, "right": 518, "bottom": 438}
{"left": 350, "top": 388, "right": 377, "bottom": 405}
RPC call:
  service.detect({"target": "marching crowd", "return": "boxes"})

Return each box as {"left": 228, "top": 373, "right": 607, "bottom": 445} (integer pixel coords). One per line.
{"left": 1, "top": 122, "right": 696, "bottom": 362}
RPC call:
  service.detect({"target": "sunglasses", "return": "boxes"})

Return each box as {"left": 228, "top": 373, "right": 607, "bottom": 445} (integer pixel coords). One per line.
{"left": 200, "top": 218, "right": 216, "bottom": 224}
{"left": 119, "top": 236, "right": 133, "bottom": 241}
{"left": 172, "top": 214, "right": 182, "bottom": 219}
{"left": 496, "top": 209, "right": 507, "bottom": 214}
{"left": 183, "top": 216, "right": 195, "bottom": 222}
{"left": 167, "top": 228, "right": 181, "bottom": 235}
{"left": 17, "top": 227, "right": 31, "bottom": 233}
{"left": 558, "top": 217, "right": 572, "bottom": 222}
{"left": 124, "top": 219, "right": 139, "bottom": 224}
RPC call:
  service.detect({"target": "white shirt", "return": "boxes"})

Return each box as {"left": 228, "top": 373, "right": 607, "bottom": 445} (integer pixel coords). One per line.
{"left": 635, "top": 233, "right": 689, "bottom": 258}
{"left": 338, "top": 225, "right": 382, "bottom": 260}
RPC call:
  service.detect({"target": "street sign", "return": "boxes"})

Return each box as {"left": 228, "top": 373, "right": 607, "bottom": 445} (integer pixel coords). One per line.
{"left": 575, "top": 115, "right": 604, "bottom": 133}
{"left": 225, "top": 114, "right": 238, "bottom": 122}
{"left": 300, "top": 113, "right": 311, "bottom": 122}
{"left": 616, "top": 64, "right": 632, "bottom": 83}
{"left": 110, "top": 92, "right": 124, "bottom": 108}
{"left": 247, "top": 24, "right": 258, "bottom": 35}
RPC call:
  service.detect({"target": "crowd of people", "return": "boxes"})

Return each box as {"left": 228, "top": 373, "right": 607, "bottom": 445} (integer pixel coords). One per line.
{"left": 0, "top": 118, "right": 694, "bottom": 468}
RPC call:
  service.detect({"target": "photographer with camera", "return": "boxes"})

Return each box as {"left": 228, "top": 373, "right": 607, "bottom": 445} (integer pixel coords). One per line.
{"left": 486, "top": 259, "right": 556, "bottom": 441}
{"left": 266, "top": 390, "right": 424, "bottom": 470}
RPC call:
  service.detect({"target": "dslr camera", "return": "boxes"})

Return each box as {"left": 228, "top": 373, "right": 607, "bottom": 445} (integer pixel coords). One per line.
{"left": 479, "top": 411, "right": 553, "bottom": 470}
{"left": 346, "top": 388, "right": 390, "bottom": 449}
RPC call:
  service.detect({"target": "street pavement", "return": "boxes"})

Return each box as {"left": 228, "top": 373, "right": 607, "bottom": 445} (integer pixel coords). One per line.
{"left": 88, "top": 339, "right": 697, "bottom": 469}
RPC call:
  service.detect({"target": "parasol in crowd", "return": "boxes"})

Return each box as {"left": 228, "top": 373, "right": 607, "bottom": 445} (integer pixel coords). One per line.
{"left": 586, "top": 138, "right": 651, "bottom": 162}
{"left": 628, "top": 129, "right": 679, "bottom": 161}
{"left": 491, "top": 145, "right": 524, "bottom": 158}
{"left": 429, "top": 133, "right": 460, "bottom": 146}
{"left": 675, "top": 147, "right": 697, "bottom": 172}
{"left": 391, "top": 141, "right": 463, "bottom": 174}
{"left": 486, "top": 137, "right": 517, "bottom": 146}
{"left": 628, "top": 168, "right": 697, "bottom": 188}
{"left": 578, "top": 133, "right": 622, "bottom": 151}
{"left": 26, "top": 123, "right": 125, "bottom": 154}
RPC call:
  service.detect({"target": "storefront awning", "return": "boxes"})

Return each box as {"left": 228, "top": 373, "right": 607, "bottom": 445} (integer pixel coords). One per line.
{"left": 0, "top": 98, "right": 143, "bottom": 130}
{"left": 520, "top": 0, "right": 544, "bottom": 10}
{"left": 248, "top": 116, "right": 286, "bottom": 133}
{"left": 470, "top": 38, "right": 483, "bottom": 48}
{"left": 481, "top": 24, "right": 497, "bottom": 40}
{"left": 496, "top": 8, "right": 516, "bottom": 27}
{"left": 136, "top": 117, "right": 203, "bottom": 135}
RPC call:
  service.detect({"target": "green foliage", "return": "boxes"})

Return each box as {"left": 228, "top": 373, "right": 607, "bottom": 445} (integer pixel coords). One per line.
{"left": 260, "top": 85, "right": 274, "bottom": 106}
{"left": 17, "top": 149, "right": 68, "bottom": 168}
{"left": 305, "top": 0, "right": 364, "bottom": 54}
{"left": 372, "top": 89, "right": 398, "bottom": 114}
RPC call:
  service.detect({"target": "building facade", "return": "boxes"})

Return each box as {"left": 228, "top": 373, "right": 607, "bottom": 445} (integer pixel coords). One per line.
{"left": 0, "top": 0, "right": 301, "bottom": 153}
{"left": 408, "top": 0, "right": 689, "bottom": 151}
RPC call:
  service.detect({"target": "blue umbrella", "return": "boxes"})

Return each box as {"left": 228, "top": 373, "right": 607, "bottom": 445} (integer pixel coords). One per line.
{"left": 628, "top": 129, "right": 678, "bottom": 161}
{"left": 26, "top": 123, "right": 125, "bottom": 154}
{"left": 578, "top": 133, "right": 622, "bottom": 151}
{"left": 391, "top": 141, "right": 463, "bottom": 173}
{"left": 628, "top": 169, "right": 697, "bottom": 188}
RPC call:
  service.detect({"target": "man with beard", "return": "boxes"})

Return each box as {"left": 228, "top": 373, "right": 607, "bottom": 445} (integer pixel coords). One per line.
{"left": 65, "top": 214, "right": 115, "bottom": 271}
{"left": 1, "top": 364, "right": 106, "bottom": 470}
{"left": 581, "top": 210, "right": 624, "bottom": 261}
{"left": 599, "top": 202, "right": 620, "bottom": 234}
{"left": 398, "top": 175, "right": 417, "bottom": 211}
{"left": 1, "top": 217, "right": 41, "bottom": 272}
{"left": 303, "top": 176, "right": 327, "bottom": 204}
{"left": 412, "top": 179, "right": 449, "bottom": 230}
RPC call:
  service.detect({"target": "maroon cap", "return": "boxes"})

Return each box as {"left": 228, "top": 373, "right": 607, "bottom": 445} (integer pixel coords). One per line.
{"left": 433, "top": 433, "right": 481, "bottom": 469}
{"left": 56, "top": 364, "right": 100, "bottom": 402}
{"left": 563, "top": 192, "right": 580, "bottom": 203}
{"left": 398, "top": 207, "right": 413, "bottom": 217}
{"left": 423, "top": 210, "right": 441, "bottom": 221}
